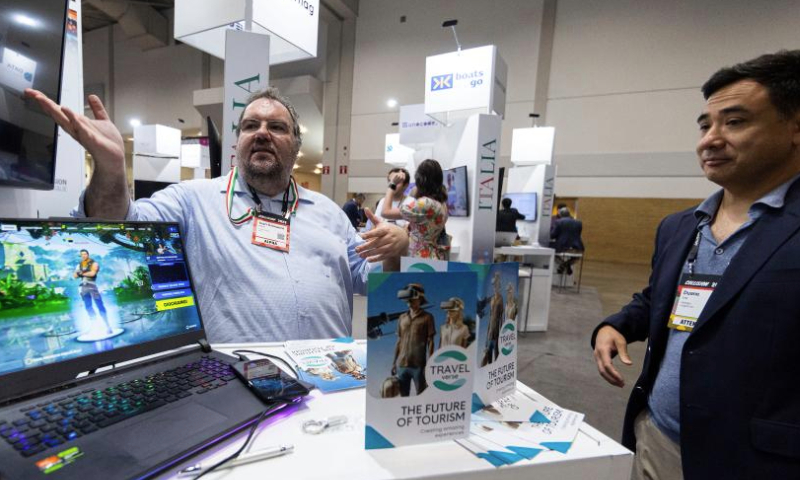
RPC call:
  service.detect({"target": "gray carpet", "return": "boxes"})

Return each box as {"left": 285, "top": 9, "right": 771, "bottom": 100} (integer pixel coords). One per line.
{"left": 517, "top": 286, "right": 646, "bottom": 443}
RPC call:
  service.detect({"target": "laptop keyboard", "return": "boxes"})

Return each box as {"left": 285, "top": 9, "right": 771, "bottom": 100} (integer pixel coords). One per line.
{"left": 0, "top": 356, "right": 237, "bottom": 458}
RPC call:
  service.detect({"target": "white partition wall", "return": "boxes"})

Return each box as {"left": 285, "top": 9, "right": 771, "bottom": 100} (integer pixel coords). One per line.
{"left": 433, "top": 114, "right": 502, "bottom": 264}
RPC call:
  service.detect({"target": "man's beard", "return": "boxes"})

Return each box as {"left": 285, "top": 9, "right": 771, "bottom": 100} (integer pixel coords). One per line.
{"left": 238, "top": 150, "right": 296, "bottom": 194}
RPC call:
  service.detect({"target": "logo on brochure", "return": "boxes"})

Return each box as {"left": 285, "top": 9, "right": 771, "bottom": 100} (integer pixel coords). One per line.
{"left": 429, "top": 350, "right": 470, "bottom": 391}
{"left": 430, "top": 74, "right": 453, "bottom": 91}
{"left": 500, "top": 323, "right": 516, "bottom": 356}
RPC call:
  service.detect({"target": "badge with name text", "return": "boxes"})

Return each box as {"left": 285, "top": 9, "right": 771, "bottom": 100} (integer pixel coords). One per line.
{"left": 252, "top": 213, "right": 290, "bottom": 252}
{"left": 667, "top": 273, "right": 720, "bottom": 332}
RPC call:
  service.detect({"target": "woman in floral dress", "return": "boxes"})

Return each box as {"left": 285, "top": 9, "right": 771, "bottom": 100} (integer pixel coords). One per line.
{"left": 381, "top": 159, "right": 448, "bottom": 259}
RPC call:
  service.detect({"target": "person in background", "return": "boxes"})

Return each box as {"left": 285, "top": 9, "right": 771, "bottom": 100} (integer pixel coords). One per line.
{"left": 381, "top": 159, "right": 449, "bottom": 260}
{"left": 496, "top": 197, "right": 525, "bottom": 233}
{"left": 342, "top": 193, "right": 366, "bottom": 229}
{"left": 550, "top": 207, "right": 584, "bottom": 275}
{"left": 592, "top": 50, "right": 800, "bottom": 480}
{"left": 366, "top": 167, "right": 410, "bottom": 231}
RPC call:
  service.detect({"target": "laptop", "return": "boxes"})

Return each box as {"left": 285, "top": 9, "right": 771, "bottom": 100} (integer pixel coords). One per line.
{"left": 495, "top": 231, "right": 518, "bottom": 247}
{"left": 0, "top": 219, "right": 273, "bottom": 480}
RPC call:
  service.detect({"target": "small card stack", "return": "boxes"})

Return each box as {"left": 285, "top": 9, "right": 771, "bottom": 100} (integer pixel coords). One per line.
{"left": 456, "top": 389, "right": 585, "bottom": 467}
{"left": 284, "top": 337, "right": 367, "bottom": 393}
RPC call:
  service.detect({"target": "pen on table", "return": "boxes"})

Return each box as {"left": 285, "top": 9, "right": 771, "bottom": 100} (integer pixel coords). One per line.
{"left": 178, "top": 445, "right": 294, "bottom": 477}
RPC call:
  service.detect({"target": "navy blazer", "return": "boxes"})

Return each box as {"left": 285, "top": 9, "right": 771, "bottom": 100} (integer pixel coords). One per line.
{"left": 593, "top": 180, "right": 800, "bottom": 480}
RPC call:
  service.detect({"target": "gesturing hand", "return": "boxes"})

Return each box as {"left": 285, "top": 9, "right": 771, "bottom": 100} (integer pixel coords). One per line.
{"left": 593, "top": 325, "right": 633, "bottom": 388}
{"left": 356, "top": 208, "right": 409, "bottom": 265}
{"left": 25, "top": 89, "right": 125, "bottom": 170}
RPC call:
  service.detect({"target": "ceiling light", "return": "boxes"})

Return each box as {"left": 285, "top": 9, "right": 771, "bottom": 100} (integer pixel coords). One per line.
{"left": 297, "top": 151, "right": 304, "bottom": 158}
{"left": 386, "top": 98, "right": 398, "bottom": 108}
{"left": 129, "top": 118, "right": 141, "bottom": 128}
{"left": 293, "top": 164, "right": 300, "bottom": 169}
{"left": 313, "top": 169, "right": 322, "bottom": 174}
{"left": 13, "top": 14, "right": 39, "bottom": 28}
{"left": 299, "top": 124, "right": 308, "bottom": 134}
{"left": 315, "top": 163, "right": 323, "bottom": 168}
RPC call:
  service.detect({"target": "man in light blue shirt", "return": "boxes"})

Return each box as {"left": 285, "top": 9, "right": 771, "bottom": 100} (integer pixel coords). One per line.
{"left": 28, "top": 87, "right": 408, "bottom": 343}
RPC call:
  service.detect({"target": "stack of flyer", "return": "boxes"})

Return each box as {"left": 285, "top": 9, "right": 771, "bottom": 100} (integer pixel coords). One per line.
{"left": 457, "top": 389, "right": 585, "bottom": 467}
{"left": 284, "top": 337, "right": 367, "bottom": 393}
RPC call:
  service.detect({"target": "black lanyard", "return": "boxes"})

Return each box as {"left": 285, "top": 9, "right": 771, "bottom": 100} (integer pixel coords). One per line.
{"left": 687, "top": 230, "right": 702, "bottom": 276}
{"left": 246, "top": 182, "right": 291, "bottom": 217}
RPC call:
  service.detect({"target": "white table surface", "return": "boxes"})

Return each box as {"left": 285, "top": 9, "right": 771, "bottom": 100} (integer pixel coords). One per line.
{"left": 161, "top": 343, "right": 632, "bottom": 480}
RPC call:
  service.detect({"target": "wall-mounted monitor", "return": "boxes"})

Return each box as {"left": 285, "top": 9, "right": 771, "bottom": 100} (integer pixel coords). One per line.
{"left": 444, "top": 165, "right": 469, "bottom": 217}
{"left": 134, "top": 180, "right": 174, "bottom": 200}
{"left": 0, "top": 0, "right": 69, "bottom": 190}
{"left": 503, "top": 192, "right": 538, "bottom": 221}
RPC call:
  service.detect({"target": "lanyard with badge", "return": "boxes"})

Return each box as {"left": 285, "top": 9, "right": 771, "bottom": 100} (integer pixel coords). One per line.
{"left": 225, "top": 166, "right": 299, "bottom": 252}
{"left": 667, "top": 231, "right": 721, "bottom": 332}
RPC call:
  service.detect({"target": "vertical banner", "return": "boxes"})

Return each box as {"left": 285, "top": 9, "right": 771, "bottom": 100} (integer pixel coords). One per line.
{"left": 366, "top": 271, "right": 477, "bottom": 449}
{"left": 222, "top": 30, "right": 270, "bottom": 174}
{"left": 471, "top": 114, "right": 502, "bottom": 264}
{"left": 537, "top": 165, "right": 556, "bottom": 247}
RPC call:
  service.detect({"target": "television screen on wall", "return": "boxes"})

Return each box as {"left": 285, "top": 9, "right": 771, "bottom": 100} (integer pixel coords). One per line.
{"left": 0, "top": 0, "right": 68, "bottom": 190}
{"left": 503, "top": 192, "right": 538, "bottom": 221}
{"left": 444, "top": 165, "right": 469, "bottom": 217}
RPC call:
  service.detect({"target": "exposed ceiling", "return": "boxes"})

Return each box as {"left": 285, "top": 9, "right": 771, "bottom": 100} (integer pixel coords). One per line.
{"left": 82, "top": 0, "right": 173, "bottom": 33}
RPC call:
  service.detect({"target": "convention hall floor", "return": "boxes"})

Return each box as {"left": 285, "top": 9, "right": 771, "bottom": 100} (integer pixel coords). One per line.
{"left": 517, "top": 260, "right": 651, "bottom": 443}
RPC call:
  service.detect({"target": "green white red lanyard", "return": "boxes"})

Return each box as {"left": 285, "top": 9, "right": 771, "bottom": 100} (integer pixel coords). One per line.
{"left": 225, "top": 167, "right": 299, "bottom": 225}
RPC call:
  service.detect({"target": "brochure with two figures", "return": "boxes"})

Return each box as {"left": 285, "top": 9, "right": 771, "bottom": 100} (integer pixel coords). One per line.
{"left": 401, "top": 258, "right": 520, "bottom": 411}
{"left": 365, "top": 271, "right": 477, "bottom": 449}
{"left": 284, "top": 337, "right": 367, "bottom": 393}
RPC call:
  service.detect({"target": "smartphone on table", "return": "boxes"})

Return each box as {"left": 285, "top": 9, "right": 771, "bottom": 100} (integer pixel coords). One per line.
{"left": 233, "top": 358, "right": 312, "bottom": 404}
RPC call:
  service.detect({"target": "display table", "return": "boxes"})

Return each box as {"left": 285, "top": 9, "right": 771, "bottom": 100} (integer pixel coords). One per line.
{"left": 160, "top": 343, "right": 632, "bottom": 480}
{"left": 494, "top": 246, "right": 554, "bottom": 332}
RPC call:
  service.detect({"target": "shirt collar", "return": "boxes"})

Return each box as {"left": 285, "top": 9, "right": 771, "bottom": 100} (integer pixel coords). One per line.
{"left": 219, "top": 171, "right": 314, "bottom": 204}
{"left": 694, "top": 172, "right": 800, "bottom": 223}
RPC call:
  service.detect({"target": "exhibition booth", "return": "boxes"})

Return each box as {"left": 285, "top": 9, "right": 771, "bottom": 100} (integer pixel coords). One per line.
{"left": 0, "top": 1, "right": 628, "bottom": 479}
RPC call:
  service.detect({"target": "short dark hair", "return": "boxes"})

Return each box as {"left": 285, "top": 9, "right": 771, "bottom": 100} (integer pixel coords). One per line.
{"left": 388, "top": 167, "right": 410, "bottom": 187}
{"left": 502, "top": 198, "right": 512, "bottom": 208}
{"left": 235, "top": 88, "right": 303, "bottom": 151}
{"left": 702, "top": 49, "right": 800, "bottom": 118}
{"left": 414, "top": 159, "right": 447, "bottom": 204}
{"left": 80, "top": 249, "right": 89, "bottom": 255}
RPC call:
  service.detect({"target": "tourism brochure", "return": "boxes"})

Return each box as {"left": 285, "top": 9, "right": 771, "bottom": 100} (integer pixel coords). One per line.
{"left": 284, "top": 337, "right": 366, "bottom": 393}
{"left": 469, "top": 421, "right": 545, "bottom": 460}
{"left": 401, "top": 257, "right": 520, "bottom": 411}
{"left": 454, "top": 435, "right": 527, "bottom": 467}
{"left": 474, "top": 390, "right": 584, "bottom": 454}
{"left": 472, "top": 389, "right": 551, "bottom": 423}
{"left": 365, "top": 271, "right": 477, "bottom": 449}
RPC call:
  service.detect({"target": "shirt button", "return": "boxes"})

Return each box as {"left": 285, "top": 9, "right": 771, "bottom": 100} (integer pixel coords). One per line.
{"left": 714, "top": 247, "right": 724, "bottom": 255}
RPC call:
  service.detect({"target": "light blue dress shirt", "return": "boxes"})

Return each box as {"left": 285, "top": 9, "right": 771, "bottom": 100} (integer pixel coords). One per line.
{"left": 72, "top": 175, "right": 370, "bottom": 343}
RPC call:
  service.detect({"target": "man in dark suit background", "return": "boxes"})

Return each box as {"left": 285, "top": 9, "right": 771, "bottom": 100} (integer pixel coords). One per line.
{"left": 342, "top": 193, "right": 365, "bottom": 229}
{"left": 592, "top": 50, "right": 800, "bottom": 480}
{"left": 496, "top": 197, "right": 525, "bottom": 232}
{"left": 550, "top": 207, "right": 584, "bottom": 274}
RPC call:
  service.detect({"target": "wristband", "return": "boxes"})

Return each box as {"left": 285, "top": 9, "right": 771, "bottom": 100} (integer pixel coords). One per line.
{"left": 389, "top": 183, "right": 397, "bottom": 191}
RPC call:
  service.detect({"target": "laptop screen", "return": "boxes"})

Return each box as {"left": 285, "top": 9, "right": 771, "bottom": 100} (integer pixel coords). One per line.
{"left": 0, "top": 220, "right": 203, "bottom": 377}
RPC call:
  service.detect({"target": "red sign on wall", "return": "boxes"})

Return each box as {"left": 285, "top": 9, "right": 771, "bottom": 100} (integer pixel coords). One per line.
{"left": 339, "top": 165, "right": 348, "bottom": 175}
{"left": 322, "top": 165, "right": 330, "bottom": 175}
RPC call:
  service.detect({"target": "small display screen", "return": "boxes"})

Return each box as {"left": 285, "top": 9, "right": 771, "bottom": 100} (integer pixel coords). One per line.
{"left": 237, "top": 359, "right": 308, "bottom": 401}
{"left": 503, "top": 192, "right": 538, "bottom": 221}
{"left": 444, "top": 165, "right": 469, "bottom": 217}
{"left": 0, "top": 0, "right": 69, "bottom": 189}
{"left": 0, "top": 220, "right": 202, "bottom": 377}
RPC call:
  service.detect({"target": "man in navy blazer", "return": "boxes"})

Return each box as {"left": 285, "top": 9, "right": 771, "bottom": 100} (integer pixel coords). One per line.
{"left": 593, "top": 50, "right": 800, "bottom": 480}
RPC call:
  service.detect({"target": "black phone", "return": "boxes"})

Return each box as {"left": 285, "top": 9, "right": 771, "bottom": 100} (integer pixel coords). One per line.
{"left": 232, "top": 358, "right": 311, "bottom": 404}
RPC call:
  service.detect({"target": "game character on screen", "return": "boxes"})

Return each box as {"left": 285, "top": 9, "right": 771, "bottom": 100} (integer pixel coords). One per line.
{"left": 391, "top": 283, "right": 435, "bottom": 396}
{"left": 74, "top": 249, "right": 112, "bottom": 334}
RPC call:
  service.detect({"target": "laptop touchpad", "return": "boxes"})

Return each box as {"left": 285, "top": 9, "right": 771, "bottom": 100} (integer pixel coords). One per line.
{"left": 115, "top": 404, "right": 229, "bottom": 460}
